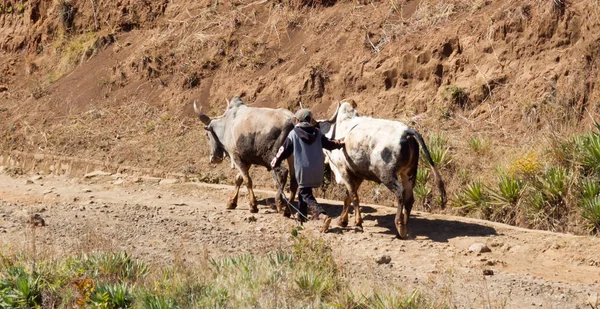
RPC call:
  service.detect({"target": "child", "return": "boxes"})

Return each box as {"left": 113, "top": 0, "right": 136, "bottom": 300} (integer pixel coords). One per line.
{"left": 271, "top": 109, "right": 344, "bottom": 232}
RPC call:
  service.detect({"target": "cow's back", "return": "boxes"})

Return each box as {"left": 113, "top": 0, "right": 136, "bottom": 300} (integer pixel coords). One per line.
{"left": 229, "top": 106, "right": 294, "bottom": 166}
{"left": 335, "top": 117, "right": 410, "bottom": 182}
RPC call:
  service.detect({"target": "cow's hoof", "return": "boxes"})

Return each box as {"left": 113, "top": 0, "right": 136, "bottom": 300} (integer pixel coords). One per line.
{"left": 275, "top": 202, "right": 284, "bottom": 213}
{"left": 337, "top": 219, "right": 348, "bottom": 228}
{"left": 249, "top": 207, "right": 259, "bottom": 213}
{"left": 226, "top": 202, "right": 237, "bottom": 210}
{"left": 397, "top": 225, "right": 408, "bottom": 239}
{"left": 320, "top": 217, "right": 332, "bottom": 233}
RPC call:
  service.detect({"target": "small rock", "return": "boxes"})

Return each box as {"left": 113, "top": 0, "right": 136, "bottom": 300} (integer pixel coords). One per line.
{"left": 140, "top": 176, "right": 162, "bottom": 184}
{"left": 247, "top": 216, "right": 257, "bottom": 223}
{"left": 483, "top": 269, "right": 494, "bottom": 276}
{"left": 82, "top": 188, "right": 92, "bottom": 193}
{"left": 375, "top": 255, "right": 392, "bottom": 265}
{"left": 29, "top": 214, "right": 46, "bottom": 227}
{"left": 84, "top": 170, "right": 112, "bottom": 179}
{"left": 469, "top": 243, "right": 491, "bottom": 253}
{"left": 159, "top": 178, "right": 180, "bottom": 185}
{"left": 588, "top": 293, "right": 599, "bottom": 306}
{"left": 31, "top": 175, "right": 43, "bottom": 181}
{"left": 25, "top": 179, "right": 34, "bottom": 185}
{"left": 113, "top": 179, "right": 125, "bottom": 185}
{"left": 255, "top": 226, "right": 264, "bottom": 232}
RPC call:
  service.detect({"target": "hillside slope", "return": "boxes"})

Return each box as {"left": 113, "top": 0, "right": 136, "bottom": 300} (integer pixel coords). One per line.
{"left": 1, "top": 0, "right": 600, "bottom": 233}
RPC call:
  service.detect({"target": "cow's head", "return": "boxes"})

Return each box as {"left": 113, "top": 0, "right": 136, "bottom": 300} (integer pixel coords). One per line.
{"left": 194, "top": 100, "right": 228, "bottom": 164}
{"left": 317, "top": 100, "right": 358, "bottom": 138}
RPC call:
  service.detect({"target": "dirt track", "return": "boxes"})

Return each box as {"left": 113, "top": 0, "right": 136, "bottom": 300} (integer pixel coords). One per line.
{"left": 0, "top": 171, "right": 599, "bottom": 308}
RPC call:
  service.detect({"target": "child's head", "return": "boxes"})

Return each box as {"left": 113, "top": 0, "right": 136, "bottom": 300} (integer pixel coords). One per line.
{"left": 295, "top": 109, "right": 313, "bottom": 124}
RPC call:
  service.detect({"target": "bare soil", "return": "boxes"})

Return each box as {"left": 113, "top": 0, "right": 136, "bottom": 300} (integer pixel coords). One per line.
{"left": 1, "top": 171, "right": 598, "bottom": 308}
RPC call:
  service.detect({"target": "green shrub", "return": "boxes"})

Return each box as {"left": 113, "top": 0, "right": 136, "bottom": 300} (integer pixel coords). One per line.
{"left": 467, "top": 136, "right": 489, "bottom": 154}
{"left": 580, "top": 180, "right": 599, "bottom": 200}
{"left": 581, "top": 130, "right": 600, "bottom": 177}
{"left": 488, "top": 174, "right": 525, "bottom": 224}
{"left": 425, "top": 133, "right": 452, "bottom": 168}
{"left": 414, "top": 169, "right": 432, "bottom": 207}
{"left": 581, "top": 196, "right": 600, "bottom": 233}
{"left": 90, "top": 282, "right": 134, "bottom": 309}
{"left": 451, "top": 181, "right": 490, "bottom": 218}
{"left": 0, "top": 270, "right": 43, "bottom": 308}
{"left": 140, "top": 295, "right": 177, "bottom": 309}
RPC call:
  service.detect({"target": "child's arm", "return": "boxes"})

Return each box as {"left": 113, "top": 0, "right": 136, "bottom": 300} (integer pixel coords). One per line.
{"left": 321, "top": 135, "right": 345, "bottom": 150}
{"left": 271, "top": 138, "right": 294, "bottom": 168}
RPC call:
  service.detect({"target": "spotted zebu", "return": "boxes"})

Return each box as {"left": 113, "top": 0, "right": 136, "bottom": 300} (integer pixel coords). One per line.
{"left": 194, "top": 96, "right": 298, "bottom": 214}
{"left": 319, "top": 102, "right": 447, "bottom": 238}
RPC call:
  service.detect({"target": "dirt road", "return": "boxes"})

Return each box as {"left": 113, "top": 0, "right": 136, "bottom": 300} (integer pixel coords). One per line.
{"left": 0, "top": 171, "right": 598, "bottom": 308}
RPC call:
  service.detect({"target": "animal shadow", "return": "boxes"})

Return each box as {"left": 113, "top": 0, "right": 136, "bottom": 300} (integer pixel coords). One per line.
{"left": 368, "top": 213, "right": 497, "bottom": 242}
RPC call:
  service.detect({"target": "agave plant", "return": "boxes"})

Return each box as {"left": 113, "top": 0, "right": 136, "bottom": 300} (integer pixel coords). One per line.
{"left": 580, "top": 180, "right": 599, "bottom": 200}
{"left": 488, "top": 174, "right": 525, "bottom": 224}
{"left": 0, "top": 272, "right": 43, "bottom": 309}
{"left": 424, "top": 133, "right": 452, "bottom": 168}
{"left": 581, "top": 196, "right": 600, "bottom": 233}
{"left": 90, "top": 282, "right": 134, "bottom": 309}
{"left": 451, "top": 181, "right": 490, "bottom": 218}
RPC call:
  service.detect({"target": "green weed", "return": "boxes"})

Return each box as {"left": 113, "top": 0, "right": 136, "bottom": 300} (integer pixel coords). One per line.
{"left": 581, "top": 196, "right": 600, "bottom": 233}
{"left": 426, "top": 133, "right": 452, "bottom": 168}
{"left": 451, "top": 181, "right": 490, "bottom": 218}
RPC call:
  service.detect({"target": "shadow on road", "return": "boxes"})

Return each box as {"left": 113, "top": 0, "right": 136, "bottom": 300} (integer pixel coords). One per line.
{"left": 258, "top": 200, "right": 496, "bottom": 242}
{"left": 367, "top": 212, "right": 497, "bottom": 242}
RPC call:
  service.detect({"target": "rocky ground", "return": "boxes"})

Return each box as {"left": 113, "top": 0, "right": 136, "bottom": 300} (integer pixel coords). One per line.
{"left": 0, "top": 170, "right": 599, "bottom": 308}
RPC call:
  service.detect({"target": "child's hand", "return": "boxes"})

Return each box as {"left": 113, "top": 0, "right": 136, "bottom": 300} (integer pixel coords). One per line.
{"left": 270, "top": 157, "right": 278, "bottom": 168}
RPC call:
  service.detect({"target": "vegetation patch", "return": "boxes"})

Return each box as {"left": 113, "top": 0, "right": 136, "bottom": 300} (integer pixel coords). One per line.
{"left": 0, "top": 234, "right": 442, "bottom": 308}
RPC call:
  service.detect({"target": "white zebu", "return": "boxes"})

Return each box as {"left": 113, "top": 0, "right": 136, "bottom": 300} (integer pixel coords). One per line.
{"left": 319, "top": 102, "right": 447, "bottom": 238}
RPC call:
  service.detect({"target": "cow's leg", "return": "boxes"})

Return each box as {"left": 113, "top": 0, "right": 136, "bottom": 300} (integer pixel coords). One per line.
{"left": 274, "top": 165, "right": 288, "bottom": 213}
{"left": 385, "top": 179, "right": 407, "bottom": 238}
{"left": 339, "top": 177, "right": 363, "bottom": 228}
{"left": 287, "top": 156, "right": 298, "bottom": 204}
{"left": 233, "top": 161, "right": 258, "bottom": 213}
{"left": 350, "top": 188, "right": 363, "bottom": 228}
{"left": 227, "top": 173, "right": 243, "bottom": 209}
{"left": 337, "top": 191, "right": 351, "bottom": 227}
{"left": 401, "top": 172, "right": 415, "bottom": 237}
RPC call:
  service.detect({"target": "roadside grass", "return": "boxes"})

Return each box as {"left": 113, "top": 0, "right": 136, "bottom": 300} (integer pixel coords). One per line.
{"left": 449, "top": 122, "right": 600, "bottom": 234}
{"left": 0, "top": 233, "right": 443, "bottom": 308}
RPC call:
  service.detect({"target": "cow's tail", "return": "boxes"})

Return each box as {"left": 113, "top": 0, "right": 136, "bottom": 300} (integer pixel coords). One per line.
{"left": 406, "top": 128, "right": 447, "bottom": 209}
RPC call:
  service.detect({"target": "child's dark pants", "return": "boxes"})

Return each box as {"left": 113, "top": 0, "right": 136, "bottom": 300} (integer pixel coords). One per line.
{"left": 297, "top": 187, "right": 325, "bottom": 221}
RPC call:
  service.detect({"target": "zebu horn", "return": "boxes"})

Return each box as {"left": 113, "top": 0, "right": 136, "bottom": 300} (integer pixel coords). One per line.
{"left": 193, "top": 101, "right": 211, "bottom": 125}
{"left": 326, "top": 101, "right": 341, "bottom": 123}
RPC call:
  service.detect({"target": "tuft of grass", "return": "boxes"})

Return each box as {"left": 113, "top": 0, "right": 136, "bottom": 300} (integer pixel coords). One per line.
{"left": 414, "top": 168, "right": 432, "bottom": 208}
{"left": 451, "top": 181, "right": 490, "bottom": 218}
{"left": 581, "top": 197, "right": 600, "bottom": 233}
{"left": 425, "top": 133, "right": 452, "bottom": 168}
{"left": 0, "top": 234, "right": 443, "bottom": 308}
{"left": 444, "top": 85, "right": 470, "bottom": 108}
{"left": 90, "top": 282, "right": 134, "bottom": 309}
{"left": 488, "top": 173, "right": 525, "bottom": 224}
{"left": 468, "top": 136, "right": 490, "bottom": 155}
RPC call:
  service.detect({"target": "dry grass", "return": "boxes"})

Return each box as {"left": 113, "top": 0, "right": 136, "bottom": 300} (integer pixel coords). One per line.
{"left": 0, "top": 233, "right": 442, "bottom": 308}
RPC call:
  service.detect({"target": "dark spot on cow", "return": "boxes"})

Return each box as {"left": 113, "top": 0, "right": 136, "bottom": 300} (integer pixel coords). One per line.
{"left": 381, "top": 147, "right": 393, "bottom": 164}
